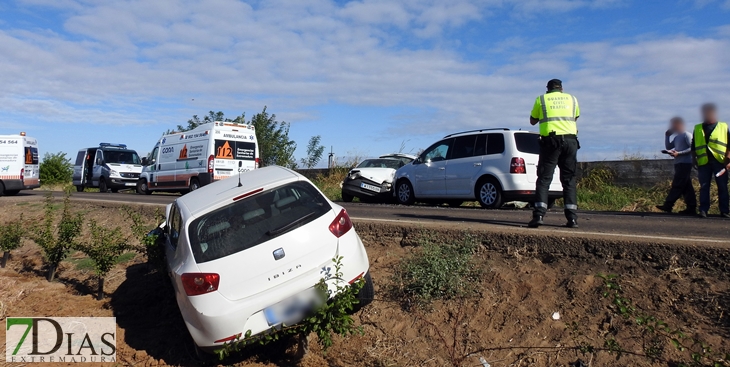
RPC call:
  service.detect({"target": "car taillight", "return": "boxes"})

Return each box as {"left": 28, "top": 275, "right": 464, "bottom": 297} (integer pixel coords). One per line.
{"left": 510, "top": 157, "right": 526, "bottom": 174}
{"left": 329, "top": 209, "right": 353, "bottom": 238}
{"left": 20, "top": 169, "right": 24, "bottom": 181}
{"left": 181, "top": 273, "right": 220, "bottom": 296}
{"left": 207, "top": 155, "right": 214, "bottom": 174}
{"left": 255, "top": 158, "right": 260, "bottom": 169}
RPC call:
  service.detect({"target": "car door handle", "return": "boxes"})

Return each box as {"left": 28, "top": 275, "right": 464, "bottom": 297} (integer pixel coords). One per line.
{"left": 439, "top": 167, "right": 445, "bottom": 170}
{"left": 474, "top": 163, "right": 482, "bottom": 167}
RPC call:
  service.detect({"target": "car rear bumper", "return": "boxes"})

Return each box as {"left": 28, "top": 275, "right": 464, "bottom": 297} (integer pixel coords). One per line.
{"left": 502, "top": 190, "right": 563, "bottom": 202}
{"left": 179, "top": 232, "right": 370, "bottom": 349}
{"left": 342, "top": 178, "right": 392, "bottom": 199}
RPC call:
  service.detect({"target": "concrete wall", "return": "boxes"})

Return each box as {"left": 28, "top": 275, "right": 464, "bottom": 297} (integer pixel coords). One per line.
{"left": 298, "top": 159, "right": 678, "bottom": 188}
{"left": 579, "top": 159, "right": 675, "bottom": 187}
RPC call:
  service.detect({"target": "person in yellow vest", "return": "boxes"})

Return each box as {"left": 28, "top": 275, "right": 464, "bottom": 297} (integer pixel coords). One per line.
{"left": 528, "top": 79, "right": 580, "bottom": 228}
{"left": 691, "top": 103, "right": 730, "bottom": 218}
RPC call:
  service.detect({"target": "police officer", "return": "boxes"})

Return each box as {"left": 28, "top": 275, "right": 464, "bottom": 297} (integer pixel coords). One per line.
{"left": 691, "top": 103, "right": 730, "bottom": 218}
{"left": 528, "top": 79, "right": 580, "bottom": 228}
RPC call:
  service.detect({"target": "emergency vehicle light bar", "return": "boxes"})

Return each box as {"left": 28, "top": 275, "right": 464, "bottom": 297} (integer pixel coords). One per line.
{"left": 99, "top": 143, "right": 127, "bottom": 149}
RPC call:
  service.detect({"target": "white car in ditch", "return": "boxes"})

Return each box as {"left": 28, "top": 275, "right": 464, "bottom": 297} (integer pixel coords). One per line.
{"left": 157, "top": 166, "right": 373, "bottom": 353}
{"left": 341, "top": 153, "right": 416, "bottom": 203}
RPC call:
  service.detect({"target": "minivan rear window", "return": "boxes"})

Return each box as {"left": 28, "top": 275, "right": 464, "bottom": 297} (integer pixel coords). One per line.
{"left": 514, "top": 133, "right": 541, "bottom": 155}
{"left": 188, "top": 181, "right": 331, "bottom": 263}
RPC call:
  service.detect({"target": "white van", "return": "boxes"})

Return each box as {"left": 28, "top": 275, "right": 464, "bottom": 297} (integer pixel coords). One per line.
{"left": 0, "top": 132, "right": 40, "bottom": 196}
{"left": 137, "top": 121, "right": 259, "bottom": 195}
{"left": 72, "top": 143, "right": 144, "bottom": 193}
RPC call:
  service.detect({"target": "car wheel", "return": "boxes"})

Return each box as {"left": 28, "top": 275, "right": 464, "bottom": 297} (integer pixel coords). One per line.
{"left": 341, "top": 191, "right": 354, "bottom": 202}
{"left": 352, "top": 272, "right": 374, "bottom": 312}
{"left": 477, "top": 178, "right": 503, "bottom": 209}
{"left": 396, "top": 180, "right": 415, "bottom": 205}
{"left": 76, "top": 185, "right": 84, "bottom": 192}
{"left": 4, "top": 190, "right": 19, "bottom": 196}
{"left": 99, "top": 178, "right": 108, "bottom": 193}
{"left": 111, "top": 188, "right": 119, "bottom": 193}
{"left": 188, "top": 178, "right": 200, "bottom": 192}
{"left": 446, "top": 201, "right": 463, "bottom": 207}
{"left": 137, "top": 180, "right": 152, "bottom": 195}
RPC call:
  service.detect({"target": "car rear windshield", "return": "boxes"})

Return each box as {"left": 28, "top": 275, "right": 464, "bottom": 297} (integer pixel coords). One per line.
{"left": 357, "top": 159, "right": 403, "bottom": 169}
{"left": 188, "top": 181, "right": 332, "bottom": 263}
{"left": 514, "top": 133, "right": 541, "bottom": 155}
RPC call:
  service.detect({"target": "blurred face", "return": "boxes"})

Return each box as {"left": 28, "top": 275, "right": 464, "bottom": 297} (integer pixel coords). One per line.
{"left": 702, "top": 107, "right": 718, "bottom": 122}
{"left": 670, "top": 119, "right": 684, "bottom": 133}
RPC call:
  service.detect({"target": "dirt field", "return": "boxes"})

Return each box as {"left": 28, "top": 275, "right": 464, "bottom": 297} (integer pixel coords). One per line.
{"left": 0, "top": 198, "right": 729, "bottom": 367}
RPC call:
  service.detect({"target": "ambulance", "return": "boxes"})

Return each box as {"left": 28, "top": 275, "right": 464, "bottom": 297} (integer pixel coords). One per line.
{"left": 137, "top": 121, "right": 259, "bottom": 195}
{"left": 0, "top": 132, "right": 40, "bottom": 196}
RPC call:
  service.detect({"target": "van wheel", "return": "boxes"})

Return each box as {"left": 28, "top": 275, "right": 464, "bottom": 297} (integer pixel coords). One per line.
{"left": 137, "top": 180, "right": 152, "bottom": 195}
{"left": 476, "top": 177, "right": 503, "bottom": 209}
{"left": 396, "top": 180, "right": 415, "bottom": 205}
{"left": 188, "top": 178, "right": 200, "bottom": 192}
{"left": 111, "top": 188, "right": 119, "bottom": 193}
{"left": 76, "top": 185, "right": 84, "bottom": 192}
{"left": 99, "top": 178, "right": 108, "bottom": 193}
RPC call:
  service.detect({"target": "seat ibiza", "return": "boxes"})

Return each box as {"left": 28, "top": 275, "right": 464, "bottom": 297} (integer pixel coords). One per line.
{"left": 158, "top": 166, "right": 373, "bottom": 352}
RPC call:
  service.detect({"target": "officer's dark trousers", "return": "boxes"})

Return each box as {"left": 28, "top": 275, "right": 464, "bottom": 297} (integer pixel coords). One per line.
{"left": 533, "top": 135, "right": 578, "bottom": 220}
{"left": 698, "top": 159, "right": 729, "bottom": 214}
{"left": 663, "top": 163, "right": 696, "bottom": 210}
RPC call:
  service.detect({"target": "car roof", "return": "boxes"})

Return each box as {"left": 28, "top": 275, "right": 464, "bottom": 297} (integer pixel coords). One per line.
{"left": 176, "top": 166, "right": 302, "bottom": 216}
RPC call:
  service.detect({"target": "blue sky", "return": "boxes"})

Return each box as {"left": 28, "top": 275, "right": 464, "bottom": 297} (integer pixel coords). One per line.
{"left": 1, "top": 0, "right": 730, "bottom": 165}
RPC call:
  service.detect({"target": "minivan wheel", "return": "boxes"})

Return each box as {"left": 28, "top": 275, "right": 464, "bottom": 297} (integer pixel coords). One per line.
{"left": 396, "top": 180, "right": 415, "bottom": 205}
{"left": 477, "top": 178, "right": 503, "bottom": 209}
{"left": 99, "top": 178, "right": 108, "bottom": 193}
{"left": 76, "top": 185, "right": 84, "bottom": 192}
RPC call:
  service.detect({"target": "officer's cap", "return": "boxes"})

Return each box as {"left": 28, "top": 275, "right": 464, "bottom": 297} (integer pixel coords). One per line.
{"left": 547, "top": 79, "right": 563, "bottom": 89}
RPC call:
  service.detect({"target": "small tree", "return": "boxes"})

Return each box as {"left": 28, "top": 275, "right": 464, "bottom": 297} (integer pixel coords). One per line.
{"left": 0, "top": 215, "right": 24, "bottom": 268}
{"left": 77, "top": 220, "right": 129, "bottom": 300}
{"left": 39, "top": 152, "right": 73, "bottom": 185}
{"left": 301, "top": 135, "right": 325, "bottom": 169}
{"left": 33, "top": 193, "right": 83, "bottom": 281}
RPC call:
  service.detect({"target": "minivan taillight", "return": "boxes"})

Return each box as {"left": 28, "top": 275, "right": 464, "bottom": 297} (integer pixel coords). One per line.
{"left": 20, "top": 169, "right": 24, "bottom": 181}
{"left": 255, "top": 158, "right": 260, "bottom": 169}
{"left": 510, "top": 157, "right": 526, "bottom": 174}
{"left": 207, "top": 155, "right": 214, "bottom": 174}
{"left": 181, "top": 273, "right": 220, "bottom": 296}
{"left": 329, "top": 209, "right": 353, "bottom": 238}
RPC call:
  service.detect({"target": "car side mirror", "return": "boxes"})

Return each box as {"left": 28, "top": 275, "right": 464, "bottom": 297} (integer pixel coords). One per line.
{"left": 413, "top": 158, "right": 421, "bottom": 165}
{"left": 96, "top": 158, "right": 103, "bottom": 165}
{"left": 141, "top": 157, "right": 148, "bottom": 166}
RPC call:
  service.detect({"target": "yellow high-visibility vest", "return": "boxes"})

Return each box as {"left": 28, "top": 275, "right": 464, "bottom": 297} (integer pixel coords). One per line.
{"left": 694, "top": 122, "right": 728, "bottom": 166}
{"left": 534, "top": 92, "right": 579, "bottom": 136}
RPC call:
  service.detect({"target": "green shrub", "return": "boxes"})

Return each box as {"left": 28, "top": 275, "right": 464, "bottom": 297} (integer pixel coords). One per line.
{"left": 76, "top": 220, "right": 129, "bottom": 299}
{"left": 39, "top": 152, "right": 73, "bottom": 185}
{"left": 33, "top": 193, "right": 83, "bottom": 281}
{"left": 392, "top": 234, "right": 482, "bottom": 307}
{"left": 123, "top": 206, "right": 165, "bottom": 271}
{"left": 0, "top": 215, "right": 24, "bottom": 268}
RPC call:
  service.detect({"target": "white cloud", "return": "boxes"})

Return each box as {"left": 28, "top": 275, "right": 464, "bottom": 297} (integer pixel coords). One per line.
{"left": 1, "top": 0, "right": 729, "bottom": 159}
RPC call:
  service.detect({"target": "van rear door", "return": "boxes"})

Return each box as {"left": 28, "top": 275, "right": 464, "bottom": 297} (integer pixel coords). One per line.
{"left": 213, "top": 136, "right": 256, "bottom": 181}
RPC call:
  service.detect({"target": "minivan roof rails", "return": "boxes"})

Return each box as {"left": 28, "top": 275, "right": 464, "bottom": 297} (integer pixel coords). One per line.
{"left": 443, "top": 128, "right": 510, "bottom": 138}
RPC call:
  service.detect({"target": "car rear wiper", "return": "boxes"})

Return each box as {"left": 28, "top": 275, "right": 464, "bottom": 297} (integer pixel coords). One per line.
{"left": 266, "top": 212, "right": 316, "bottom": 236}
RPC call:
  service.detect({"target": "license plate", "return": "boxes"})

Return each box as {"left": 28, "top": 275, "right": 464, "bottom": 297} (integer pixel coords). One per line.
{"left": 125, "top": 183, "right": 136, "bottom": 186}
{"left": 360, "top": 182, "right": 381, "bottom": 193}
{"left": 264, "top": 288, "right": 321, "bottom": 326}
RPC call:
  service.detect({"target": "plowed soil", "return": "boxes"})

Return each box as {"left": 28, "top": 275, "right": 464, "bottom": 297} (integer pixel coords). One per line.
{"left": 0, "top": 198, "right": 729, "bottom": 367}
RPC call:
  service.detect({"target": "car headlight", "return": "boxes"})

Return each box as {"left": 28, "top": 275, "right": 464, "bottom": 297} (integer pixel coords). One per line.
{"left": 109, "top": 169, "right": 119, "bottom": 177}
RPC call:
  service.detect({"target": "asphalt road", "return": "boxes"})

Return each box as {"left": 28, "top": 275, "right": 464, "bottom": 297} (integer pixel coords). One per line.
{"left": 17, "top": 190, "right": 730, "bottom": 247}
